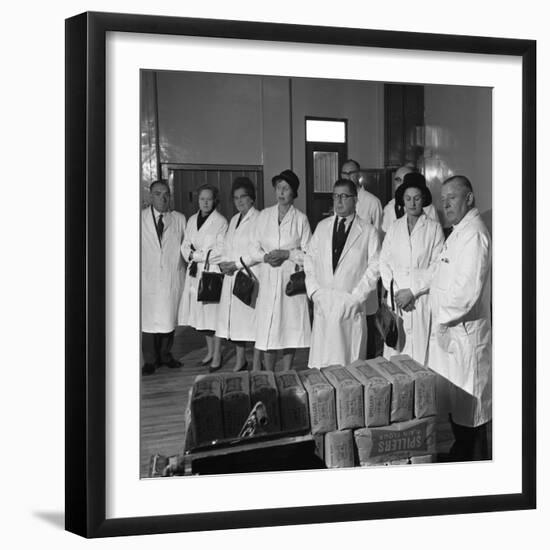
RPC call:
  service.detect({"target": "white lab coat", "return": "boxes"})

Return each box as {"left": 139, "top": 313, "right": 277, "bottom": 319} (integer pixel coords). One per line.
{"left": 379, "top": 214, "right": 444, "bottom": 364}
{"left": 250, "top": 205, "right": 312, "bottom": 350}
{"left": 177, "top": 209, "right": 228, "bottom": 331}
{"left": 215, "top": 207, "right": 261, "bottom": 342}
{"left": 304, "top": 215, "right": 380, "bottom": 368}
{"left": 356, "top": 187, "right": 382, "bottom": 315}
{"left": 357, "top": 187, "right": 383, "bottom": 231}
{"left": 427, "top": 208, "right": 492, "bottom": 427}
{"left": 381, "top": 198, "right": 440, "bottom": 235}
{"left": 141, "top": 208, "right": 187, "bottom": 333}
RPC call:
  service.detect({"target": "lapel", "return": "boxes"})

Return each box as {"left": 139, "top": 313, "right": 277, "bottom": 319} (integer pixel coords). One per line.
{"left": 147, "top": 207, "right": 164, "bottom": 249}
{"left": 197, "top": 209, "right": 217, "bottom": 235}
{"left": 278, "top": 204, "right": 294, "bottom": 231}
{"left": 448, "top": 208, "right": 478, "bottom": 248}
{"left": 162, "top": 210, "right": 172, "bottom": 232}
{"left": 409, "top": 213, "right": 427, "bottom": 239}
{"left": 336, "top": 215, "right": 363, "bottom": 269}
{"left": 324, "top": 217, "right": 337, "bottom": 278}
{"left": 235, "top": 207, "right": 257, "bottom": 233}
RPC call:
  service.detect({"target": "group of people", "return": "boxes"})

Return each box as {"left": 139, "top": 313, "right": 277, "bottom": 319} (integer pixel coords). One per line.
{"left": 142, "top": 160, "right": 492, "bottom": 461}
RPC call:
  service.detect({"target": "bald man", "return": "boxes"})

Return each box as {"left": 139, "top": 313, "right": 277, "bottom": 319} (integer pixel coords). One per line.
{"left": 427, "top": 175, "right": 492, "bottom": 461}
{"left": 381, "top": 166, "right": 439, "bottom": 234}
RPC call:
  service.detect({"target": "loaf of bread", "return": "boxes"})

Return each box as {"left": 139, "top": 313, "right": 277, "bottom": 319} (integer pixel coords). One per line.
{"left": 249, "top": 371, "right": 281, "bottom": 433}
{"left": 389, "top": 355, "right": 437, "bottom": 419}
{"left": 299, "top": 369, "right": 337, "bottom": 435}
{"left": 324, "top": 430, "right": 355, "bottom": 468}
{"left": 322, "top": 365, "right": 364, "bottom": 430}
{"left": 221, "top": 372, "right": 251, "bottom": 438}
{"left": 190, "top": 374, "right": 224, "bottom": 446}
{"left": 347, "top": 360, "right": 391, "bottom": 427}
{"left": 367, "top": 357, "right": 414, "bottom": 422}
{"left": 275, "top": 370, "right": 310, "bottom": 432}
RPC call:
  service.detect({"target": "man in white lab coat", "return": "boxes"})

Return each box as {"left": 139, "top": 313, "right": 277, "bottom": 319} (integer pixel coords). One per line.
{"left": 381, "top": 165, "right": 440, "bottom": 235}
{"left": 141, "top": 180, "right": 187, "bottom": 375}
{"left": 304, "top": 179, "right": 380, "bottom": 368}
{"left": 341, "top": 159, "right": 382, "bottom": 358}
{"left": 428, "top": 175, "right": 492, "bottom": 461}
{"left": 340, "top": 159, "right": 383, "bottom": 231}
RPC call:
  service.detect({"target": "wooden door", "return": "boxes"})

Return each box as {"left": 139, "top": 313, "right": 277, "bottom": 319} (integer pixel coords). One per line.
{"left": 305, "top": 142, "right": 348, "bottom": 231}
{"left": 169, "top": 165, "right": 264, "bottom": 222}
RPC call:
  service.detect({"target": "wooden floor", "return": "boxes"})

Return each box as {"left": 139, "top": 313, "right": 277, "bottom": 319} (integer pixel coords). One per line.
{"left": 140, "top": 326, "right": 310, "bottom": 477}
{"left": 140, "top": 327, "right": 475, "bottom": 478}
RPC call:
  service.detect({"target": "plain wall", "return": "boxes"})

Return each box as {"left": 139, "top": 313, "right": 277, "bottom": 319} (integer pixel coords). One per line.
{"left": 423, "top": 84, "right": 492, "bottom": 231}
{"left": 156, "top": 71, "right": 263, "bottom": 165}
{"left": 152, "top": 71, "right": 384, "bottom": 213}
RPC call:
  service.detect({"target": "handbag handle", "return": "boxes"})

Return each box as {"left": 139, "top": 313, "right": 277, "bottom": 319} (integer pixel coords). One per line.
{"left": 390, "top": 279, "right": 396, "bottom": 312}
{"left": 204, "top": 249, "right": 212, "bottom": 272}
{"left": 239, "top": 257, "right": 255, "bottom": 279}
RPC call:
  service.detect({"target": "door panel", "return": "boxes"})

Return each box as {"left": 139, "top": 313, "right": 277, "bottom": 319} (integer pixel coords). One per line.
{"left": 170, "top": 167, "right": 264, "bottom": 222}
{"left": 306, "top": 142, "right": 347, "bottom": 231}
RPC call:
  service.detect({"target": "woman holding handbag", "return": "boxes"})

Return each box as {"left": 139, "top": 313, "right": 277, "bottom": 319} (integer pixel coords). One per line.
{"left": 178, "top": 184, "right": 228, "bottom": 371}
{"left": 249, "top": 169, "right": 312, "bottom": 371}
{"left": 215, "top": 177, "right": 262, "bottom": 372}
{"left": 379, "top": 172, "right": 444, "bottom": 363}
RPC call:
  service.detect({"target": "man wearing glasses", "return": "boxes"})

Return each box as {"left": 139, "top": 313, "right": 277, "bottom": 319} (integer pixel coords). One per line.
{"left": 304, "top": 179, "right": 380, "bottom": 368}
{"left": 341, "top": 159, "right": 382, "bottom": 358}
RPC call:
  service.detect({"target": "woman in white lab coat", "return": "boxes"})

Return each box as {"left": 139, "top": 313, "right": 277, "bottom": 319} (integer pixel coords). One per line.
{"left": 379, "top": 172, "right": 444, "bottom": 363}
{"left": 178, "top": 184, "right": 228, "bottom": 371}
{"left": 215, "top": 177, "right": 262, "bottom": 372}
{"left": 249, "top": 169, "right": 312, "bottom": 371}
{"left": 381, "top": 166, "right": 440, "bottom": 236}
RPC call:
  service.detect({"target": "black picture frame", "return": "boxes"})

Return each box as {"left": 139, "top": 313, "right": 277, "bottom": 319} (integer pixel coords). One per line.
{"left": 65, "top": 11, "right": 536, "bottom": 538}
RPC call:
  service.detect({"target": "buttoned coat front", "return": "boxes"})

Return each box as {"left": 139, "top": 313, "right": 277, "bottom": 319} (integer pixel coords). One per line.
{"left": 428, "top": 208, "right": 492, "bottom": 427}
{"left": 304, "top": 215, "right": 380, "bottom": 368}
{"left": 177, "top": 209, "right": 228, "bottom": 331}
{"left": 379, "top": 213, "right": 444, "bottom": 364}
{"left": 249, "top": 205, "right": 312, "bottom": 350}
{"left": 141, "top": 208, "right": 187, "bottom": 333}
{"left": 215, "top": 207, "right": 261, "bottom": 342}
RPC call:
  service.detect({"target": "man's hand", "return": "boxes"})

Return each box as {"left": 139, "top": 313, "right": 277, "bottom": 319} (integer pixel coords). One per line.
{"left": 341, "top": 292, "right": 361, "bottom": 318}
{"left": 395, "top": 288, "right": 415, "bottom": 309}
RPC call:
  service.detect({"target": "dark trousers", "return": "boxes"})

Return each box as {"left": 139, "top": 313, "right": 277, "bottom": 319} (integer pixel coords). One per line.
{"left": 366, "top": 314, "right": 380, "bottom": 359}
{"left": 449, "top": 416, "right": 490, "bottom": 461}
{"left": 142, "top": 331, "right": 175, "bottom": 366}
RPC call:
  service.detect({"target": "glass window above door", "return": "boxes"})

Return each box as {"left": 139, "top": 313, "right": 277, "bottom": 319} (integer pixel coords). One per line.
{"left": 306, "top": 120, "right": 346, "bottom": 143}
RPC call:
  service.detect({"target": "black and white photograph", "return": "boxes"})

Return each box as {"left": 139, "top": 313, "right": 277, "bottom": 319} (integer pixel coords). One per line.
{"left": 2, "top": 0, "right": 542, "bottom": 545}
{"left": 140, "top": 69, "right": 493, "bottom": 478}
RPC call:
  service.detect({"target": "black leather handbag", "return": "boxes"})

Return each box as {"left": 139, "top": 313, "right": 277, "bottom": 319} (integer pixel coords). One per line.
{"left": 232, "top": 257, "right": 257, "bottom": 307}
{"left": 197, "top": 250, "right": 224, "bottom": 303}
{"left": 385, "top": 280, "right": 400, "bottom": 349}
{"left": 285, "top": 265, "right": 306, "bottom": 296}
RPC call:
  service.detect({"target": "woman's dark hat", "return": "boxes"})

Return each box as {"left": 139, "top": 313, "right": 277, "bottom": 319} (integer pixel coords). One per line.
{"left": 395, "top": 172, "right": 432, "bottom": 208}
{"left": 272, "top": 169, "right": 300, "bottom": 198}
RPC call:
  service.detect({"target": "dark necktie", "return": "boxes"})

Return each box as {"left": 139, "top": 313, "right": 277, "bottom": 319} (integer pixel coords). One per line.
{"left": 236, "top": 213, "right": 243, "bottom": 229}
{"left": 332, "top": 217, "right": 347, "bottom": 272}
{"left": 336, "top": 217, "right": 346, "bottom": 247}
{"left": 156, "top": 214, "right": 164, "bottom": 243}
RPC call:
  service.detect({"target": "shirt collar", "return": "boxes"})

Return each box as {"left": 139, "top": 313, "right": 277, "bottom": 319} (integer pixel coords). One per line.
{"left": 152, "top": 207, "right": 168, "bottom": 218}
{"left": 337, "top": 213, "right": 355, "bottom": 226}
{"left": 453, "top": 207, "right": 478, "bottom": 231}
